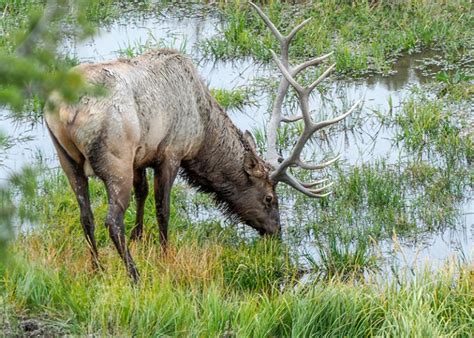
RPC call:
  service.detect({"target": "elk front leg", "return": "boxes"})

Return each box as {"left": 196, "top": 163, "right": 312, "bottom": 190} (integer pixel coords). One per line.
{"left": 103, "top": 167, "right": 139, "bottom": 283}
{"left": 49, "top": 134, "right": 101, "bottom": 271}
{"left": 130, "top": 168, "right": 148, "bottom": 241}
{"left": 154, "top": 158, "right": 180, "bottom": 249}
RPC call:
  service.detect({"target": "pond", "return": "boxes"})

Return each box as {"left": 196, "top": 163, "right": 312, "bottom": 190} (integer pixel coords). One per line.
{"left": 1, "top": 5, "right": 472, "bottom": 277}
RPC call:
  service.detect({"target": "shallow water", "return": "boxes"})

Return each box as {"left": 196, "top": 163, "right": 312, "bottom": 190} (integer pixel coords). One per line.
{"left": 1, "top": 7, "right": 472, "bottom": 271}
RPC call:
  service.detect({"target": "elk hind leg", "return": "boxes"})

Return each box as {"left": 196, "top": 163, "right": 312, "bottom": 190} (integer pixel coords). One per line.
{"left": 99, "top": 158, "right": 139, "bottom": 282}
{"left": 49, "top": 134, "right": 100, "bottom": 270}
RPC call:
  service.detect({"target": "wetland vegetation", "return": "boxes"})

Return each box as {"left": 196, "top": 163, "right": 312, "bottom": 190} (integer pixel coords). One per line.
{"left": 1, "top": 0, "right": 473, "bottom": 336}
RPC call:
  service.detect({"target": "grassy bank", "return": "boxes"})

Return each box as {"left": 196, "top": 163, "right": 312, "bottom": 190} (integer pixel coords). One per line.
{"left": 203, "top": 0, "right": 473, "bottom": 76}
{"left": 1, "top": 217, "right": 473, "bottom": 336}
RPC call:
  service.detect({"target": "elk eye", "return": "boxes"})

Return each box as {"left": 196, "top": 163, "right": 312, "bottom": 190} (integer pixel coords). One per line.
{"left": 264, "top": 194, "right": 273, "bottom": 205}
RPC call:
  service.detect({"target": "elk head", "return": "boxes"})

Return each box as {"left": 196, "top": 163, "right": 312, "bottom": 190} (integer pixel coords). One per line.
{"left": 246, "top": 2, "right": 361, "bottom": 226}
{"left": 229, "top": 130, "right": 281, "bottom": 236}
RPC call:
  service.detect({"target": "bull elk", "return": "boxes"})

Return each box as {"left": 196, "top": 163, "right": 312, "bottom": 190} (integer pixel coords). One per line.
{"left": 45, "top": 2, "right": 360, "bottom": 281}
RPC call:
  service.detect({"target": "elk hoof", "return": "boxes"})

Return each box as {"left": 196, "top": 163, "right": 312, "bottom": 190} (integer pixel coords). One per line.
{"left": 130, "top": 227, "right": 143, "bottom": 241}
{"left": 92, "top": 258, "right": 105, "bottom": 272}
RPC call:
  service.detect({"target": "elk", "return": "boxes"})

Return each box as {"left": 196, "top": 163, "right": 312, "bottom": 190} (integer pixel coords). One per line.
{"left": 45, "top": 2, "right": 360, "bottom": 282}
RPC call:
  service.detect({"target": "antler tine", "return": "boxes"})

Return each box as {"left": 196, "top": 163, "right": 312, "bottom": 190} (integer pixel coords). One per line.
{"left": 300, "top": 178, "right": 329, "bottom": 188}
{"left": 250, "top": 2, "right": 311, "bottom": 48}
{"left": 292, "top": 52, "right": 334, "bottom": 76}
{"left": 309, "top": 181, "right": 334, "bottom": 194}
{"left": 312, "top": 100, "right": 362, "bottom": 132}
{"left": 270, "top": 49, "right": 312, "bottom": 124}
{"left": 281, "top": 115, "right": 303, "bottom": 123}
{"left": 252, "top": 2, "right": 314, "bottom": 168}
{"left": 296, "top": 155, "right": 341, "bottom": 170}
{"left": 270, "top": 49, "right": 303, "bottom": 93}
{"left": 308, "top": 63, "right": 336, "bottom": 93}
{"left": 287, "top": 18, "right": 312, "bottom": 43}
{"left": 249, "top": 1, "right": 284, "bottom": 43}
{"left": 269, "top": 46, "right": 336, "bottom": 99}
{"left": 251, "top": 2, "right": 362, "bottom": 199}
{"left": 281, "top": 172, "right": 334, "bottom": 198}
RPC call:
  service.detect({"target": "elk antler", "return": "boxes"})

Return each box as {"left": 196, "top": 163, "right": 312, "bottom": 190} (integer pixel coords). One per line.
{"left": 250, "top": 2, "right": 361, "bottom": 198}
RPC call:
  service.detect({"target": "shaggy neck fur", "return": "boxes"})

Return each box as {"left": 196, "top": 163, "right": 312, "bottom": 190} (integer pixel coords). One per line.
{"left": 180, "top": 90, "right": 255, "bottom": 219}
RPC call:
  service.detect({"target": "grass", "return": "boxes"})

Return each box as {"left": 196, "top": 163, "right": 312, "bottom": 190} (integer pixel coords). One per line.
{"left": 1, "top": 213, "right": 473, "bottom": 336}
{"left": 253, "top": 78, "right": 473, "bottom": 250}
{"left": 304, "top": 234, "right": 380, "bottom": 281}
{"left": 393, "top": 90, "right": 473, "bottom": 165}
{"left": 202, "top": 1, "right": 474, "bottom": 76}
{"left": 1, "top": 237, "right": 473, "bottom": 336}
{"left": 263, "top": 82, "right": 472, "bottom": 296}
{"left": 210, "top": 87, "right": 255, "bottom": 111}
{"left": 435, "top": 70, "right": 474, "bottom": 102}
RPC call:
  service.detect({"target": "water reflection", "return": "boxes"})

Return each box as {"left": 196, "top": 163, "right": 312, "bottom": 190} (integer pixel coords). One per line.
{"left": 367, "top": 52, "right": 433, "bottom": 91}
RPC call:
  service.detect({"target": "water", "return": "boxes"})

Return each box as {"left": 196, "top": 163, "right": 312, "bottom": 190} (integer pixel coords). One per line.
{"left": 1, "top": 7, "right": 472, "bottom": 272}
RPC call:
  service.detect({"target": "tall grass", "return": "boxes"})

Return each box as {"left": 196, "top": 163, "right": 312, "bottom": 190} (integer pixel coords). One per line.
{"left": 1, "top": 236, "right": 472, "bottom": 336}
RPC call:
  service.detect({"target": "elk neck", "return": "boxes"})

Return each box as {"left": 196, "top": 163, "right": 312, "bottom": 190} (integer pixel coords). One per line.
{"left": 180, "top": 93, "right": 252, "bottom": 213}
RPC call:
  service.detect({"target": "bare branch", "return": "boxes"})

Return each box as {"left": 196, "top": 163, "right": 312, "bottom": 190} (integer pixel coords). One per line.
{"left": 16, "top": 0, "right": 63, "bottom": 56}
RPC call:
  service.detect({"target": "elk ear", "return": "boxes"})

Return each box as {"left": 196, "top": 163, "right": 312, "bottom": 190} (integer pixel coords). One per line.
{"left": 244, "top": 130, "right": 257, "bottom": 152}
{"left": 244, "top": 152, "right": 264, "bottom": 178}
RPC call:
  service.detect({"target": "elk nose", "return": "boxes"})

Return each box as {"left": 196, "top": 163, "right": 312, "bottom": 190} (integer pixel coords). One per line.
{"left": 261, "top": 226, "right": 282, "bottom": 240}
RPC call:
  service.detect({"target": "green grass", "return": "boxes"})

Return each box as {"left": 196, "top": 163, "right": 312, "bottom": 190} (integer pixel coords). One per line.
{"left": 305, "top": 233, "right": 380, "bottom": 281}
{"left": 202, "top": 1, "right": 474, "bottom": 76}
{"left": 281, "top": 155, "right": 470, "bottom": 251}
{"left": 435, "top": 70, "right": 474, "bottom": 102}
{"left": 210, "top": 87, "right": 255, "bottom": 111}
{"left": 1, "top": 227, "right": 472, "bottom": 336}
{"left": 255, "top": 80, "right": 473, "bottom": 251}
{"left": 393, "top": 91, "right": 473, "bottom": 165}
